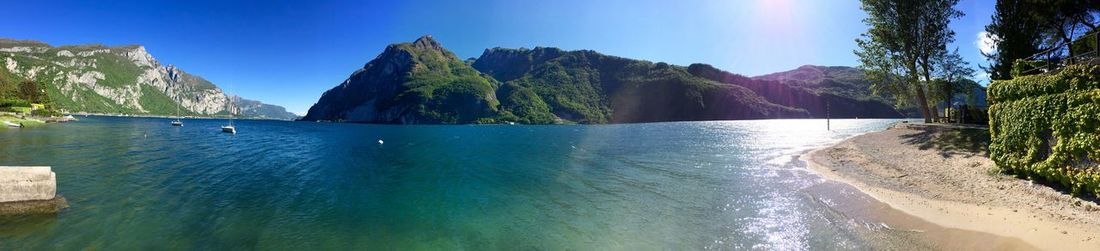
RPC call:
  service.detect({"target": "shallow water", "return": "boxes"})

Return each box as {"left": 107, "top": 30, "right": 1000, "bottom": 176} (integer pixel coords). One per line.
{"left": 0, "top": 117, "right": 922, "bottom": 249}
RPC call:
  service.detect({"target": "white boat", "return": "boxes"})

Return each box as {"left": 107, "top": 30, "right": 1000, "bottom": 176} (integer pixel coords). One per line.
{"left": 3, "top": 121, "right": 21, "bottom": 128}
{"left": 221, "top": 125, "right": 236, "bottom": 134}
{"left": 222, "top": 92, "right": 237, "bottom": 134}
{"left": 171, "top": 96, "right": 183, "bottom": 126}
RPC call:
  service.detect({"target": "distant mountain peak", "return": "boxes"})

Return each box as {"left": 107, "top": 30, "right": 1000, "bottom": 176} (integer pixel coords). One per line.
{"left": 302, "top": 36, "right": 498, "bottom": 123}
{"left": 412, "top": 35, "right": 443, "bottom": 51}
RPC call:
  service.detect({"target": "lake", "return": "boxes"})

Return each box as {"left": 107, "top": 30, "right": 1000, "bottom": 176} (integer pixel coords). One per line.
{"left": 0, "top": 117, "right": 911, "bottom": 249}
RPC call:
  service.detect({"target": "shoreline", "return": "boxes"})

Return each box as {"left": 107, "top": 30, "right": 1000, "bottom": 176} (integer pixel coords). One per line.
{"left": 805, "top": 123, "right": 1100, "bottom": 250}
{"left": 68, "top": 113, "right": 294, "bottom": 121}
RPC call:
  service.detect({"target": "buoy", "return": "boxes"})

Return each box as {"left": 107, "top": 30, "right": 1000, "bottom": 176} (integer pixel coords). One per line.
{"left": 378, "top": 139, "right": 384, "bottom": 145}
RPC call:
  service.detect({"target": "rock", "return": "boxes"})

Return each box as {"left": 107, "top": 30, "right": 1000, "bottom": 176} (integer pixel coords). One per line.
{"left": 0, "top": 39, "right": 292, "bottom": 119}
{"left": 0, "top": 197, "right": 67, "bottom": 215}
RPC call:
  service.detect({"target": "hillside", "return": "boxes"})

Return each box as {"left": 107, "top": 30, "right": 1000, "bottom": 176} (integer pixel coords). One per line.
{"left": 301, "top": 36, "right": 910, "bottom": 124}
{"left": 471, "top": 47, "right": 808, "bottom": 123}
{"left": 0, "top": 38, "right": 295, "bottom": 120}
{"left": 300, "top": 36, "right": 498, "bottom": 123}
{"left": 233, "top": 96, "right": 299, "bottom": 120}
{"left": 688, "top": 64, "right": 907, "bottom": 118}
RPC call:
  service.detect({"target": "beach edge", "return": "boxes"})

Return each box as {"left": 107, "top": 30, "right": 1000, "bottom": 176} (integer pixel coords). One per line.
{"left": 803, "top": 125, "right": 1100, "bottom": 250}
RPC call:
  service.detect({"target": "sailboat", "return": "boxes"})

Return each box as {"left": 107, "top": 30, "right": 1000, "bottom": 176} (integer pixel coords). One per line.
{"left": 171, "top": 98, "right": 183, "bottom": 126}
{"left": 221, "top": 96, "right": 236, "bottom": 134}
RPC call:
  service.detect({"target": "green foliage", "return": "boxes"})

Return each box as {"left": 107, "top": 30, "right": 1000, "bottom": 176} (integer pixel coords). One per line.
{"left": 382, "top": 38, "right": 501, "bottom": 124}
{"left": 92, "top": 53, "right": 145, "bottom": 88}
{"left": 496, "top": 83, "right": 556, "bottom": 124}
{"left": 1010, "top": 59, "right": 1048, "bottom": 78}
{"left": 1070, "top": 32, "right": 1098, "bottom": 57}
{"left": 138, "top": 85, "right": 182, "bottom": 115}
{"left": 989, "top": 65, "right": 1100, "bottom": 103}
{"left": 988, "top": 64, "right": 1100, "bottom": 197}
{"left": 504, "top": 57, "right": 613, "bottom": 123}
{"left": 983, "top": 0, "right": 1099, "bottom": 81}
{"left": 0, "top": 99, "right": 31, "bottom": 108}
{"left": 854, "top": 0, "right": 966, "bottom": 121}
{"left": 472, "top": 48, "right": 814, "bottom": 123}
{"left": 30, "top": 107, "right": 60, "bottom": 117}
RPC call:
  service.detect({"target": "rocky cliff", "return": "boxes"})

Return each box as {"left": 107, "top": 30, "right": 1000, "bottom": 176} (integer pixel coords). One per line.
{"left": 0, "top": 38, "right": 294, "bottom": 120}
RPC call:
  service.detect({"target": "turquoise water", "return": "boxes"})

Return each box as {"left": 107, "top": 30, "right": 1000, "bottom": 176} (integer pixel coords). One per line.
{"left": 0, "top": 117, "right": 906, "bottom": 249}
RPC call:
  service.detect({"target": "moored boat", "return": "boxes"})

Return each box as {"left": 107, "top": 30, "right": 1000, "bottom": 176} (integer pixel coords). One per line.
{"left": 221, "top": 125, "right": 236, "bottom": 134}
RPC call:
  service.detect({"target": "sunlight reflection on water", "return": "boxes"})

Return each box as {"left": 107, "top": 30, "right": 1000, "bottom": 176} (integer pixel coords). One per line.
{"left": 0, "top": 117, "right": 910, "bottom": 249}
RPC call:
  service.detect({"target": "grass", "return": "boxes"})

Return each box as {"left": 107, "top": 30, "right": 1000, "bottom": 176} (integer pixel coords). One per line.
{"left": 0, "top": 115, "right": 46, "bottom": 129}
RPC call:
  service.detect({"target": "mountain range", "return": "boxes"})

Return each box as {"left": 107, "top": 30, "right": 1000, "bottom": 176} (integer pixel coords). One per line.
{"left": 0, "top": 39, "right": 297, "bottom": 120}
{"left": 301, "top": 36, "right": 912, "bottom": 124}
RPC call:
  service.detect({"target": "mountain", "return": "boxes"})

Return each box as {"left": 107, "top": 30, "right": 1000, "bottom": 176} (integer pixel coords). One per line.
{"left": 0, "top": 38, "right": 294, "bottom": 120}
{"left": 300, "top": 36, "right": 499, "bottom": 123}
{"left": 471, "top": 47, "right": 807, "bottom": 123}
{"left": 232, "top": 96, "right": 299, "bottom": 120}
{"left": 688, "top": 64, "right": 909, "bottom": 118}
{"left": 301, "top": 36, "right": 908, "bottom": 124}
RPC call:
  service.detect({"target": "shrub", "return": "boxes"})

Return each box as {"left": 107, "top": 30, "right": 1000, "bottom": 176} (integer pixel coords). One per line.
{"left": 0, "top": 98, "right": 31, "bottom": 108}
{"left": 988, "top": 64, "right": 1100, "bottom": 197}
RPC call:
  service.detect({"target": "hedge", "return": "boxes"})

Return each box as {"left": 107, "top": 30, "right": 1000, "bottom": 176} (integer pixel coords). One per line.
{"left": 988, "top": 64, "right": 1100, "bottom": 197}
{"left": 0, "top": 98, "right": 32, "bottom": 108}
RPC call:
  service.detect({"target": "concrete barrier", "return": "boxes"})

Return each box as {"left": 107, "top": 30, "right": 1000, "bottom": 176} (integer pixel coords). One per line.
{"left": 0, "top": 166, "right": 65, "bottom": 215}
{"left": 0, "top": 166, "right": 56, "bottom": 203}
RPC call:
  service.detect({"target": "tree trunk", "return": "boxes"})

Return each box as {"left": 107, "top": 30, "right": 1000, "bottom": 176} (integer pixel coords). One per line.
{"left": 928, "top": 94, "right": 940, "bottom": 122}
{"left": 909, "top": 62, "right": 933, "bottom": 123}
{"left": 919, "top": 61, "right": 939, "bottom": 123}
{"left": 915, "top": 86, "right": 933, "bottom": 123}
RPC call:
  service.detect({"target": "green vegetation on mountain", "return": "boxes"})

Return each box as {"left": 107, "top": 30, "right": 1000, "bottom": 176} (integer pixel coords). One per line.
{"left": 495, "top": 82, "right": 556, "bottom": 124}
{"left": 302, "top": 36, "right": 499, "bottom": 123}
{"left": 233, "top": 96, "right": 299, "bottom": 120}
{"left": 0, "top": 38, "right": 296, "bottom": 120}
{"left": 988, "top": 65, "right": 1100, "bottom": 197}
{"left": 473, "top": 47, "right": 816, "bottom": 123}
{"left": 693, "top": 64, "right": 913, "bottom": 118}
{"left": 304, "top": 36, "right": 909, "bottom": 124}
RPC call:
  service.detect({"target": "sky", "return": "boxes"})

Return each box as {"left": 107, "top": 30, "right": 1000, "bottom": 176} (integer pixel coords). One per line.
{"left": 0, "top": 0, "right": 996, "bottom": 115}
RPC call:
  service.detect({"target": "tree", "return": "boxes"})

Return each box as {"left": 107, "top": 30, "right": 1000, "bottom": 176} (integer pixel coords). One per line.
{"left": 928, "top": 48, "right": 975, "bottom": 110}
{"left": 983, "top": 0, "right": 1099, "bottom": 80}
{"left": 854, "top": 0, "right": 965, "bottom": 123}
{"left": 18, "top": 80, "right": 45, "bottom": 103}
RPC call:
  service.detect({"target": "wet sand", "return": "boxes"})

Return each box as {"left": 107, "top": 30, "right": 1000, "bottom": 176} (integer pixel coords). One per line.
{"left": 805, "top": 123, "right": 1100, "bottom": 250}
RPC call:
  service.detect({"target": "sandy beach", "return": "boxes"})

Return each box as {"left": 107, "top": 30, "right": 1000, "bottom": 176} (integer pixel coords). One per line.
{"left": 806, "top": 123, "right": 1100, "bottom": 250}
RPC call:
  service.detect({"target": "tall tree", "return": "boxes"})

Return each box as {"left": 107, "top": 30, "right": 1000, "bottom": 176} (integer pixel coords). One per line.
{"left": 855, "top": 0, "right": 964, "bottom": 123}
{"left": 983, "top": 0, "right": 1099, "bottom": 80}
{"left": 928, "top": 48, "right": 975, "bottom": 109}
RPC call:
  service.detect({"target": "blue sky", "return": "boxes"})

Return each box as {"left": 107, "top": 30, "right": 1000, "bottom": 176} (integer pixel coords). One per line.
{"left": 0, "top": 0, "right": 996, "bottom": 115}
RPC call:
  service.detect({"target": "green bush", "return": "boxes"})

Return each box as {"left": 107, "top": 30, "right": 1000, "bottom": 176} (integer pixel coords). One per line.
{"left": 30, "top": 108, "right": 59, "bottom": 117}
{"left": 1010, "top": 59, "right": 1050, "bottom": 78}
{"left": 0, "top": 98, "right": 31, "bottom": 108}
{"left": 988, "top": 64, "right": 1100, "bottom": 197}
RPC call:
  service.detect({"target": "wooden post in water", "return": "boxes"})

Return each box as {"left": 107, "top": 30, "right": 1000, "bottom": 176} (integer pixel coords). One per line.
{"left": 826, "top": 99, "right": 830, "bottom": 131}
